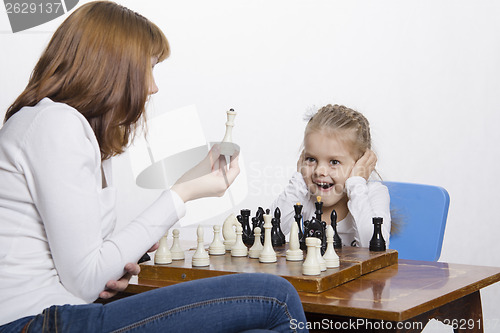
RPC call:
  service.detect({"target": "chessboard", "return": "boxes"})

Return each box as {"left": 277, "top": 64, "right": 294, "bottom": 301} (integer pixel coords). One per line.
{"left": 139, "top": 245, "right": 398, "bottom": 294}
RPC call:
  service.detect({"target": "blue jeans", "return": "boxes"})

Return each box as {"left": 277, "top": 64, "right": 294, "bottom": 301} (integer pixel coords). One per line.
{"left": 1, "top": 273, "right": 308, "bottom": 333}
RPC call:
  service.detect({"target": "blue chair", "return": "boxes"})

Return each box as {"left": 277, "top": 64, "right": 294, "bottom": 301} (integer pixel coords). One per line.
{"left": 383, "top": 181, "right": 450, "bottom": 261}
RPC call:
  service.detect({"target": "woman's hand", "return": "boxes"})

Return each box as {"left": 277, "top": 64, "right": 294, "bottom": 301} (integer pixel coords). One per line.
{"left": 349, "top": 149, "right": 377, "bottom": 180}
{"left": 99, "top": 242, "right": 159, "bottom": 299}
{"left": 171, "top": 144, "right": 240, "bottom": 202}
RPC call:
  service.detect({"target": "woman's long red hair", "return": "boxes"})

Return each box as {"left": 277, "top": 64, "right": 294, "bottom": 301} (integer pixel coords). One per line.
{"left": 4, "top": 1, "right": 170, "bottom": 160}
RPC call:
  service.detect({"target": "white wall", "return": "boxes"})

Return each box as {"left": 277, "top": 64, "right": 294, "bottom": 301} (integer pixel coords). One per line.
{"left": 1, "top": 1, "right": 500, "bottom": 331}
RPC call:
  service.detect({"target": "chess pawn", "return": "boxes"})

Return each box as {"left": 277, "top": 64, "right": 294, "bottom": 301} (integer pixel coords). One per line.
{"left": 231, "top": 225, "right": 248, "bottom": 257}
{"left": 302, "top": 237, "right": 321, "bottom": 276}
{"left": 248, "top": 227, "right": 264, "bottom": 258}
{"left": 369, "top": 217, "right": 386, "bottom": 251}
{"left": 323, "top": 225, "right": 340, "bottom": 268}
{"left": 223, "top": 214, "right": 239, "bottom": 251}
{"left": 154, "top": 233, "right": 172, "bottom": 265}
{"left": 259, "top": 214, "right": 277, "bottom": 263}
{"left": 209, "top": 225, "right": 225, "bottom": 255}
{"left": 192, "top": 225, "right": 210, "bottom": 267}
{"left": 170, "top": 229, "right": 185, "bottom": 260}
{"left": 316, "top": 238, "right": 327, "bottom": 272}
{"left": 286, "top": 221, "right": 303, "bottom": 261}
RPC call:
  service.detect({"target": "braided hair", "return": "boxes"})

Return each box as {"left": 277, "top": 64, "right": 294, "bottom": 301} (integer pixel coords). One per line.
{"left": 304, "top": 104, "right": 371, "bottom": 160}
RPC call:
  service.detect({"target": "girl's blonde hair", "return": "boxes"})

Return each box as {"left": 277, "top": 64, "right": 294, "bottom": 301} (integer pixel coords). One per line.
{"left": 305, "top": 104, "right": 371, "bottom": 160}
{"left": 4, "top": 1, "right": 170, "bottom": 160}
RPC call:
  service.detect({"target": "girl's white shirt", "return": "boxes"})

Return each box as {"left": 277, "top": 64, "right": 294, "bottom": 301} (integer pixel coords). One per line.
{"left": 270, "top": 172, "right": 391, "bottom": 248}
{"left": 0, "top": 98, "right": 185, "bottom": 325}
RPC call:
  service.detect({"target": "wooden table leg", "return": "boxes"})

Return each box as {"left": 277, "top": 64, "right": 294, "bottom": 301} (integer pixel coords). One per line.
{"left": 385, "top": 291, "right": 483, "bottom": 333}
{"left": 305, "top": 291, "right": 483, "bottom": 333}
{"left": 431, "top": 291, "right": 483, "bottom": 333}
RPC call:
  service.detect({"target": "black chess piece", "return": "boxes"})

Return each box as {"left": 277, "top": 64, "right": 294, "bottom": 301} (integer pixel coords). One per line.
{"left": 237, "top": 209, "right": 252, "bottom": 245}
{"left": 315, "top": 197, "right": 323, "bottom": 221}
{"left": 369, "top": 217, "right": 386, "bottom": 251}
{"left": 270, "top": 216, "right": 282, "bottom": 247}
{"left": 256, "top": 207, "right": 265, "bottom": 243}
{"left": 138, "top": 253, "right": 150, "bottom": 264}
{"left": 251, "top": 210, "right": 260, "bottom": 244}
{"left": 331, "top": 210, "right": 342, "bottom": 249}
{"left": 274, "top": 207, "right": 286, "bottom": 246}
{"left": 293, "top": 203, "right": 304, "bottom": 242}
{"left": 302, "top": 216, "right": 326, "bottom": 255}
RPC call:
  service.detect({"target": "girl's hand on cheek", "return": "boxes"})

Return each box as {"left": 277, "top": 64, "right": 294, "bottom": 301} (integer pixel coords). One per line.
{"left": 297, "top": 151, "right": 306, "bottom": 176}
{"left": 350, "top": 149, "right": 377, "bottom": 180}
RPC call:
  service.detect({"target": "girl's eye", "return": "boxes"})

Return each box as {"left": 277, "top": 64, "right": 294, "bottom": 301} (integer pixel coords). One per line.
{"left": 330, "top": 160, "right": 340, "bottom": 166}
{"left": 305, "top": 157, "right": 316, "bottom": 164}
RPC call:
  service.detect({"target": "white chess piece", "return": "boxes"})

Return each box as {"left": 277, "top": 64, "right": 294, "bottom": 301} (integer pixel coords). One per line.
{"left": 286, "top": 221, "right": 303, "bottom": 261}
{"left": 209, "top": 225, "right": 225, "bottom": 255}
{"left": 192, "top": 225, "right": 210, "bottom": 267}
{"left": 316, "top": 238, "right": 327, "bottom": 272}
{"left": 220, "top": 109, "right": 237, "bottom": 156}
{"left": 170, "top": 229, "right": 185, "bottom": 260}
{"left": 259, "top": 214, "right": 277, "bottom": 263}
{"left": 231, "top": 225, "right": 248, "bottom": 257}
{"left": 302, "top": 237, "right": 321, "bottom": 276}
{"left": 323, "top": 225, "right": 340, "bottom": 268}
{"left": 154, "top": 233, "right": 172, "bottom": 265}
{"left": 248, "top": 227, "right": 264, "bottom": 258}
{"left": 222, "top": 214, "right": 239, "bottom": 251}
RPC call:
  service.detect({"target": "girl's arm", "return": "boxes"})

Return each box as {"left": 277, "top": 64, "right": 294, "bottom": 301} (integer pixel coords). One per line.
{"left": 346, "top": 177, "right": 391, "bottom": 247}
{"left": 21, "top": 106, "right": 183, "bottom": 302}
{"left": 345, "top": 150, "right": 390, "bottom": 247}
{"left": 270, "top": 172, "right": 311, "bottom": 235}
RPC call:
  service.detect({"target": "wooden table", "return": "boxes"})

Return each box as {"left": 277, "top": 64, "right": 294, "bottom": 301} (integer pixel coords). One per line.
{"left": 119, "top": 257, "right": 500, "bottom": 333}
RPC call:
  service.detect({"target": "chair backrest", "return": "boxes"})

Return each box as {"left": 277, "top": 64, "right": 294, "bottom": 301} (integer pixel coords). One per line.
{"left": 383, "top": 181, "right": 450, "bottom": 261}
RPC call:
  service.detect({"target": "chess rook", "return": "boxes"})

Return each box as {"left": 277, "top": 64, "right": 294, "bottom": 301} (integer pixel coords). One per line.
{"left": 302, "top": 237, "right": 321, "bottom": 276}
{"left": 369, "top": 217, "right": 386, "bottom": 251}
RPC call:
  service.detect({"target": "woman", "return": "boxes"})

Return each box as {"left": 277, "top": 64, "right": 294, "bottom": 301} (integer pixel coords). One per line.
{"left": 0, "top": 2, "right": 307, "bottom": 332}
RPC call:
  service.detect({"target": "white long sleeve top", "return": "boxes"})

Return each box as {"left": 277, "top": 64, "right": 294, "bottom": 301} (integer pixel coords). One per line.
{"left": 270, "top": 172, "right": 391, "bottom": 248}
{"left": 0, "top": 98, "right": 185, "bottom": 326}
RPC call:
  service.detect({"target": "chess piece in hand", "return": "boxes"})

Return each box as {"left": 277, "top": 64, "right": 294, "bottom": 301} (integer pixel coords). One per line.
{"left": 172, "top": 144, "right": 240, "bottom": 202}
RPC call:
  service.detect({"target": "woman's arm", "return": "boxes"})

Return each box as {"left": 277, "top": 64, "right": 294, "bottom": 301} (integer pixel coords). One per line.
{"left": 21, "top": 106, "right": 182, "bottom": 302}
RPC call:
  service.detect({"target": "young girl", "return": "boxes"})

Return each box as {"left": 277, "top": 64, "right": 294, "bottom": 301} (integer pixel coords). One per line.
{"left": 0, "top": 2, "right": 307, "bottom": 332}
{"left": 271, "top": 104, "right": 391, "bottom": 248}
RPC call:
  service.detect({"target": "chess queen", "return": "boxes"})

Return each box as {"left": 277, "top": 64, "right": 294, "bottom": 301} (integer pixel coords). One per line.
{"left": 0, "top": 2, "right": 307, "bottom": 332}
{"left": 271, "top": 104, "right": 392, "bottom": 248}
